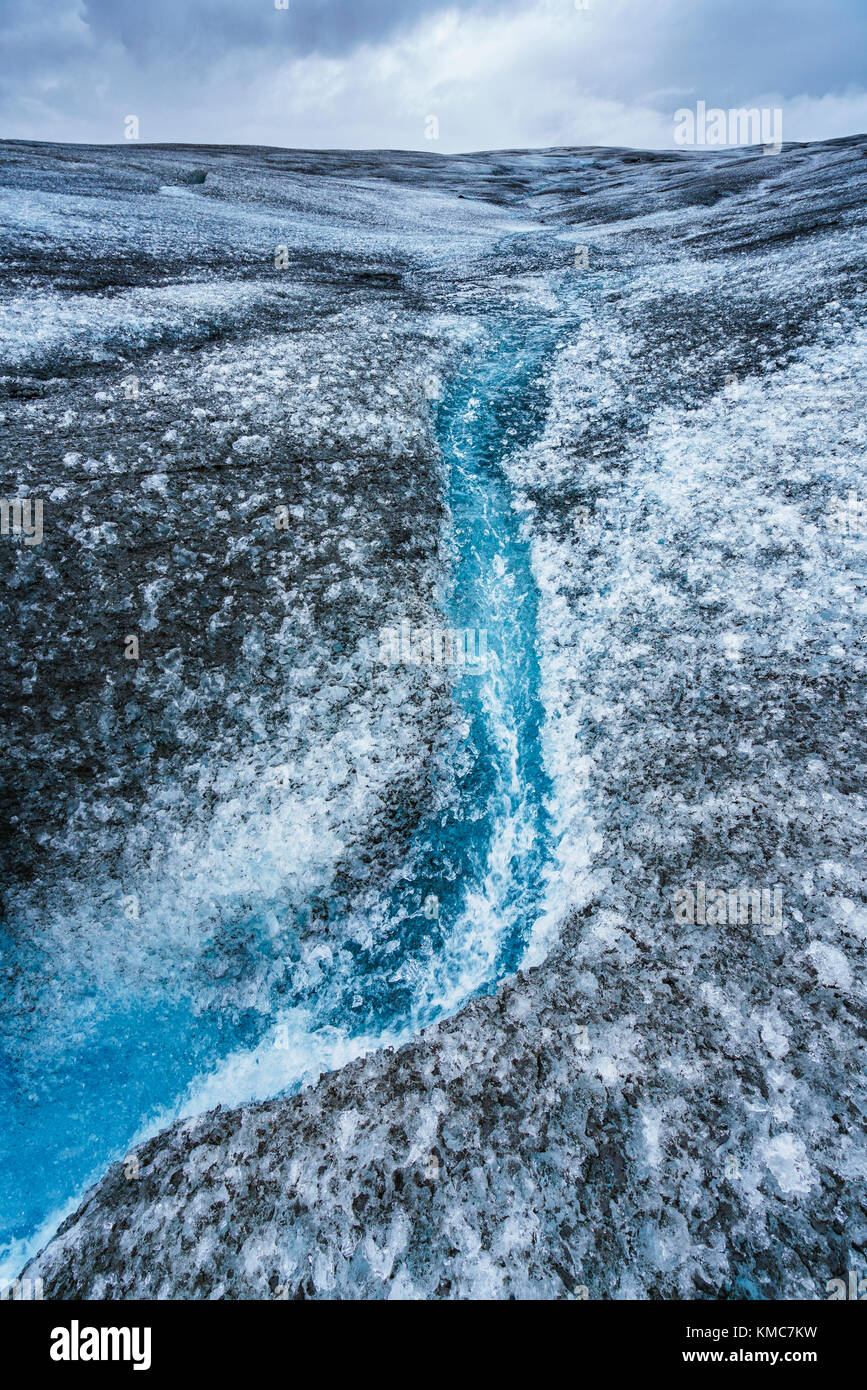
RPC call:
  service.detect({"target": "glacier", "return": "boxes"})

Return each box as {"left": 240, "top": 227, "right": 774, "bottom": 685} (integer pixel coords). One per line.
{"left": 0, "top": 136, "right": 865, "bottom": 1299}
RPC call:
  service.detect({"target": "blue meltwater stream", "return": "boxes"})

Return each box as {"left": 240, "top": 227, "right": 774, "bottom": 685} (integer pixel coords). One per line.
{"left": 0, "top": 310, "right": 570, "bottom": 1277}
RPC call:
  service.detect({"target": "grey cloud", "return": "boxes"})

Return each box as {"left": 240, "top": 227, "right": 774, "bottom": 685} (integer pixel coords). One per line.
{"left": 78, "top": 0, "right": 525, "bottom": 65}
{"left": 0, "top": 0, "right": 865, "bottom": 148}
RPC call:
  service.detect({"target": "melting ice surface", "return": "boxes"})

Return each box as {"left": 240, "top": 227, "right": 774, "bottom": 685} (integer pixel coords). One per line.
{"left": 0, "top": 308, "right": 568, "bottom": 1275}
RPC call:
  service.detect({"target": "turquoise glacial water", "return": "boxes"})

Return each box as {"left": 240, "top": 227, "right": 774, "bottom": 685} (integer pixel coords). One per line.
{"left": 0, "top": 309, "right": 567, "bottom": 1274}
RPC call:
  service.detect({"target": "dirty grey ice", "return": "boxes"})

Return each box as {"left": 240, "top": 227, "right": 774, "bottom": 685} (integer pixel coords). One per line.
{"left": 1, "top": 136, "right": 866, "bottom": 1299}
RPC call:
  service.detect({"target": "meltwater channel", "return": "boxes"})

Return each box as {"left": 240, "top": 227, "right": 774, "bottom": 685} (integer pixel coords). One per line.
{"left": 0, "top": 314, "right": 565, "bottom": 1277}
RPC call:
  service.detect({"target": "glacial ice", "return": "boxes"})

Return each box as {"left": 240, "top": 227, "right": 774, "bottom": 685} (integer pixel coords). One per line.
{"left": 1, "top": 136, "right": 865, "bottom": 1299}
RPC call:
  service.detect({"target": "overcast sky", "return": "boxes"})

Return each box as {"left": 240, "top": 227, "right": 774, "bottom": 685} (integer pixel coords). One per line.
{"left": 1, "top": 0, "right": 866, "bottom": 152}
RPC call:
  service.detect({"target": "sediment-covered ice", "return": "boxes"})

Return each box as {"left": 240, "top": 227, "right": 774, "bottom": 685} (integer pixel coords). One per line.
{"left": 2, "top": 136, "right": 866, "bottom": 1299}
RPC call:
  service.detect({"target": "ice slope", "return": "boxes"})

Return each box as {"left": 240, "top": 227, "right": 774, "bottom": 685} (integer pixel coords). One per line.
{"left": 0, "top": 142, "right": 569, "bottom": 1273}
{"left": 3, "top": 136, "right": 866, "bottom": 1298}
